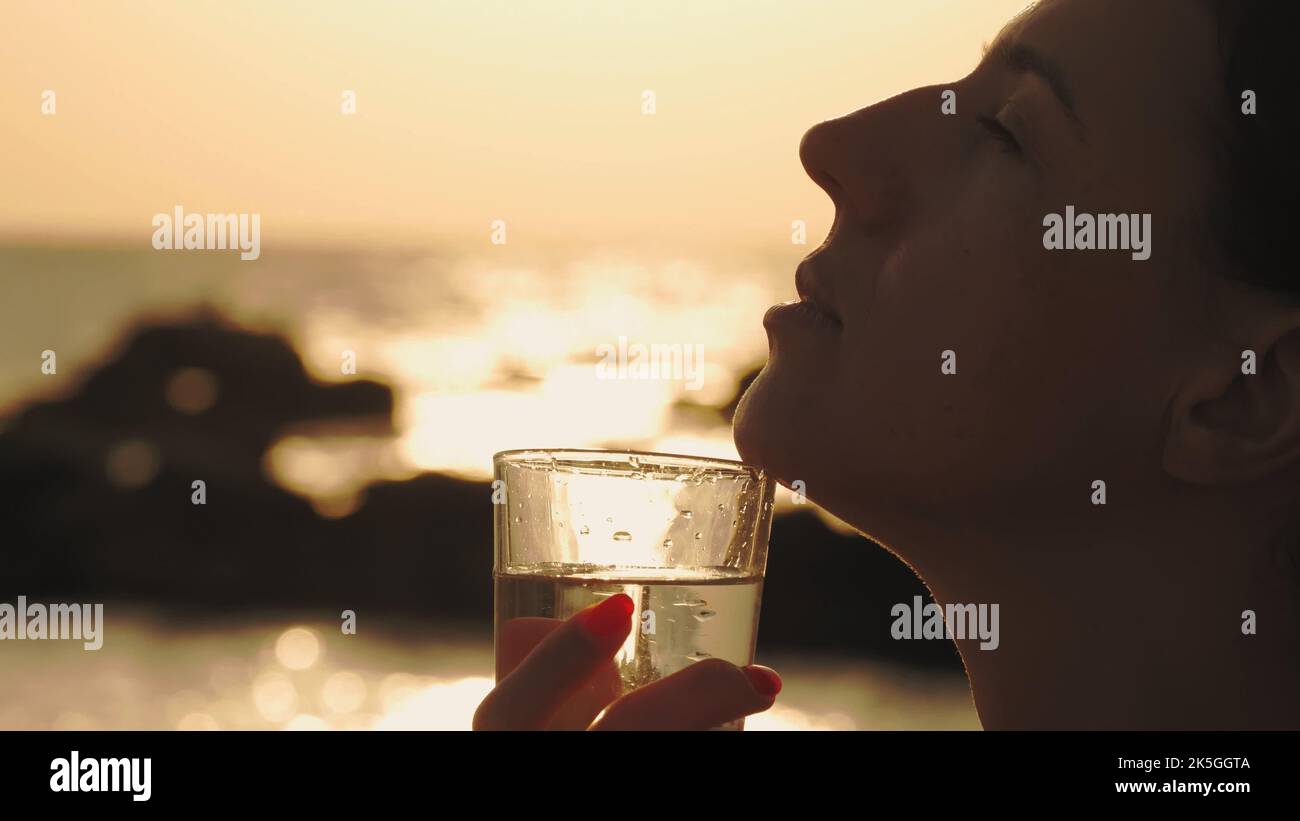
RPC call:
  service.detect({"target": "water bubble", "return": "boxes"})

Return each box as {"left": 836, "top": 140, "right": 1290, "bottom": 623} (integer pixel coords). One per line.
{"left": 717, "top": 503, "right": 725, "bottom": 511}
{"left": 686, "top": 651, "right": 712, "bottom": 661}
{"left": 605, "top": 516, "right": 613, "bottom": 524}
{"left": 672, "top": 599, "right": 708, "bottom": 608}
{"left": 681, "top": 510, "right": 693, "bottom": 519}
{"left": 514, "top": 516, "right": 521, "bottom": 524}
{"left": 612, "top": 531, "right": 632, "bottom": 542}
{"left": 579, "top": 525, "right": 590, "bottom": 535}
{"left": 694, "top": 532, "right": 702, "bottom": 540}
{"left": 662, "top": 538, "right": 673, "bottom": 548}
{"left": 693, "top": 610, "right": 717, "bottom": 622}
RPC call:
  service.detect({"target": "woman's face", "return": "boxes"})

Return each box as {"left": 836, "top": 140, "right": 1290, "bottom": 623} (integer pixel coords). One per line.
{"left": 734, "top": 0, "right": 1226, "bottom": 547}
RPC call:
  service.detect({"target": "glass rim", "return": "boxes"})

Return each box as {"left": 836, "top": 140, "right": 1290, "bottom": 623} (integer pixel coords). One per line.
{"left": 492, "top": 447, "right": 766, "bottom": 479}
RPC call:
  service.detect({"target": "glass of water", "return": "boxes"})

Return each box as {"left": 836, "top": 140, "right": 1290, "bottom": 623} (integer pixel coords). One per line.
{"left": 492, "top": 448, "right": 775, "bottom": 729}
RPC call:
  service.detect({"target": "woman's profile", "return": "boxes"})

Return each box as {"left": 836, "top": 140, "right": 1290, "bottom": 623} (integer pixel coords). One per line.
{"left": 475, "top": 0, "right": 1300, "bottom": 730}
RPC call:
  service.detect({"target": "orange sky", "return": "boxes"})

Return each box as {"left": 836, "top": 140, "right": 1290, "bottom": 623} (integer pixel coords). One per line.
{"left": 2, "top": 0, "right": 1030, "bottom": 250}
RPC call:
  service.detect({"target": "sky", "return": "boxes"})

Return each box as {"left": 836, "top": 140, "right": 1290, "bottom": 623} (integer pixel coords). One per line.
{"left": 3, "top": 0, "right": 1031, "bottom": 251}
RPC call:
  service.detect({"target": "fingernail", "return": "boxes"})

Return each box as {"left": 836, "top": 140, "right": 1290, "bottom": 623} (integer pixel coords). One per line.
{"left": 577, "top": 593, "right": 634, "bottom": 642}
{"left": 743, "top": 665, "right": 782, "bottom": 697}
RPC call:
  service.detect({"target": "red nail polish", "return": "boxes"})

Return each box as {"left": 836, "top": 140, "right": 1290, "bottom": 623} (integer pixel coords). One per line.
{"left": 578, "top": 593, "right": 633, "bottom": 642}
{"left": 743, "top": 665, "right": 782, "bottom": 697}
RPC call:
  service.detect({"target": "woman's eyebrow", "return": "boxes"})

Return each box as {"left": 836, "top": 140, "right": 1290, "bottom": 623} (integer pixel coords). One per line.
{"left": 982, "top": 38, "right": 1089, "bottom": 144}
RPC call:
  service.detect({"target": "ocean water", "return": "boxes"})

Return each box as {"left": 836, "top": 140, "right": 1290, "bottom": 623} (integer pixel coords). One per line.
{"left": 0, "top": 613, "right": 978, "bottom": 731}
{"left": 0, "top": 242, "right": 787, "bottom": 502}
{"left": 0, "top": 242, "right": 977, "bottom": 730}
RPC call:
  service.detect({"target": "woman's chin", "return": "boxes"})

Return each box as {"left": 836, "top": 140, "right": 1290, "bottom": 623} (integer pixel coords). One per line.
{"left": 731, "top": 368, "right": 775, "bottom": 466}
{"left": 731, "top": 364, "right": 810, "bottom": 483}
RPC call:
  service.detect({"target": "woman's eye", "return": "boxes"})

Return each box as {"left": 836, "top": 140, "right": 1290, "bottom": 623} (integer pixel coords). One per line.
{"left": 977, "top": 114, "right": 1021, "bottom": 154}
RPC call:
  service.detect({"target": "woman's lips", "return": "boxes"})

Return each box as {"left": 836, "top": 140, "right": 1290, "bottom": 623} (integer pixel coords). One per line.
{"left": 763, "top": 261, "right": 842, "bottom": 332}
{"left": 794, "top": 263, "right": 841, "bottom": 324}
{"left": 763, "top": 299, "right": 843, "bottom": 332}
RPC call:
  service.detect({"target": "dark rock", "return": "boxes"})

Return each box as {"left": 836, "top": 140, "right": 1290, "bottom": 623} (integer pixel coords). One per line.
{"left": 758, "top": 510, "right": 962, "bottom": 671}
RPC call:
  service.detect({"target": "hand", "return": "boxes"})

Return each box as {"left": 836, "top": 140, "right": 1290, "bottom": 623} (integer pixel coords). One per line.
{"left": 473, "top": 593, "right": 781, "bottom": 730}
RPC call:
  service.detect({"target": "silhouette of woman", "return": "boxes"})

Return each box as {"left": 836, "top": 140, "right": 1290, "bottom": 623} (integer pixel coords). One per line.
{"left": 475, "top": 0, "right": 1300, "bottom": 730}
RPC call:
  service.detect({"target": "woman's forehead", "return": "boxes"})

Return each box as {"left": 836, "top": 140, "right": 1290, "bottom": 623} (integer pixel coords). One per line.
{"left": 988, "top": 0, "right": 1223, "bottom": 141}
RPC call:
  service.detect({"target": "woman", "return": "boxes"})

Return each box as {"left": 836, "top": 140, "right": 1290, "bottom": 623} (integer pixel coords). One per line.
{"left": 475, "top": 0, "right": 1300, "bottom": 730}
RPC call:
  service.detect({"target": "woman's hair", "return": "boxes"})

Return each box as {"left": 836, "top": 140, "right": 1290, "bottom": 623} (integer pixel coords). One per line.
{"left": 1209, "top": 2, "right": 1300, "bottom": 585}
{"left": 1209, "top": 1, "right": 1300, "bottom": 295}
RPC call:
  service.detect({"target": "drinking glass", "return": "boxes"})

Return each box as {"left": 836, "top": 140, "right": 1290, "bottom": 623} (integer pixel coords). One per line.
{"left": 493, "top": 448, "right": 775, "bottom": 729}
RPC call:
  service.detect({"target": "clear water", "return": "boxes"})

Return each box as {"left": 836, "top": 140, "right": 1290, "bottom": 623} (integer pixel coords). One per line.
{"left": 495, "top": 566, "right": 763, "bottom": 729}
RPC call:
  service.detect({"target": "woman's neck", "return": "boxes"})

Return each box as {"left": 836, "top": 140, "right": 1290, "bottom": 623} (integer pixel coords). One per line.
{"left": 869, "top": 506, "right": 1300, "bottom": 729}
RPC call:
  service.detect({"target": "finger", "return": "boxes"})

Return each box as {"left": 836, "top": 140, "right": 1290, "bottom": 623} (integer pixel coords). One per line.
{"left": 545, "top": 661, "right": 624, "bottom": 730}
{"left": 473, "top": 593, "right": 634, "bottom": 730}
{"left": 497, "top": 615, "right": 622, "bottom": 730}
{"left": 591, "top": 659, "right": 781, "bottom": 731}
{"left": 493, "top": 615, "right": 621, "bottom": 732}
{"left": 496, "top": 617, "right": 564, "bottom": 681}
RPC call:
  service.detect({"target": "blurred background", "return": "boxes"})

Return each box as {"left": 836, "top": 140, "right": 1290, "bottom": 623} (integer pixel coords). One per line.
{"left": 0, "top": 0, "right": 1028, "bottom": 730}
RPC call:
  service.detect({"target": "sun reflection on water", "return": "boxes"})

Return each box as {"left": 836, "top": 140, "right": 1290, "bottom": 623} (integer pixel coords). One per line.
{"left": 0, "top": 617, "right": 978, "bottom": 731}
{"left": 254, "top": 252, "right": 782, "bottom": 505}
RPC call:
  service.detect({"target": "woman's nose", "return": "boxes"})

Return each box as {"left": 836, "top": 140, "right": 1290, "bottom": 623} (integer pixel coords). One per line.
{"left": 797, "top": 90, "right": 928, "bottom": 230}
{"left": 799, "top": 118, "right": 850, "bottom": 209}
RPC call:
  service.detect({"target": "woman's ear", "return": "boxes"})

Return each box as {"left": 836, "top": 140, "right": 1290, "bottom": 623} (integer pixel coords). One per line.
{"left": 1163, "top": 318, "right": 1300, "bottom": 485}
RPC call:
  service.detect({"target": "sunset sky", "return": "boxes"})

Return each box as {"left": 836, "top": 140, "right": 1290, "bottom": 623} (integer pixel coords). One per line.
{"left": 4, "top": 0, "right": 1030, "bottom": 250}
{"left": 1, "top": 2, "right": 1033, "bottom": 733}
